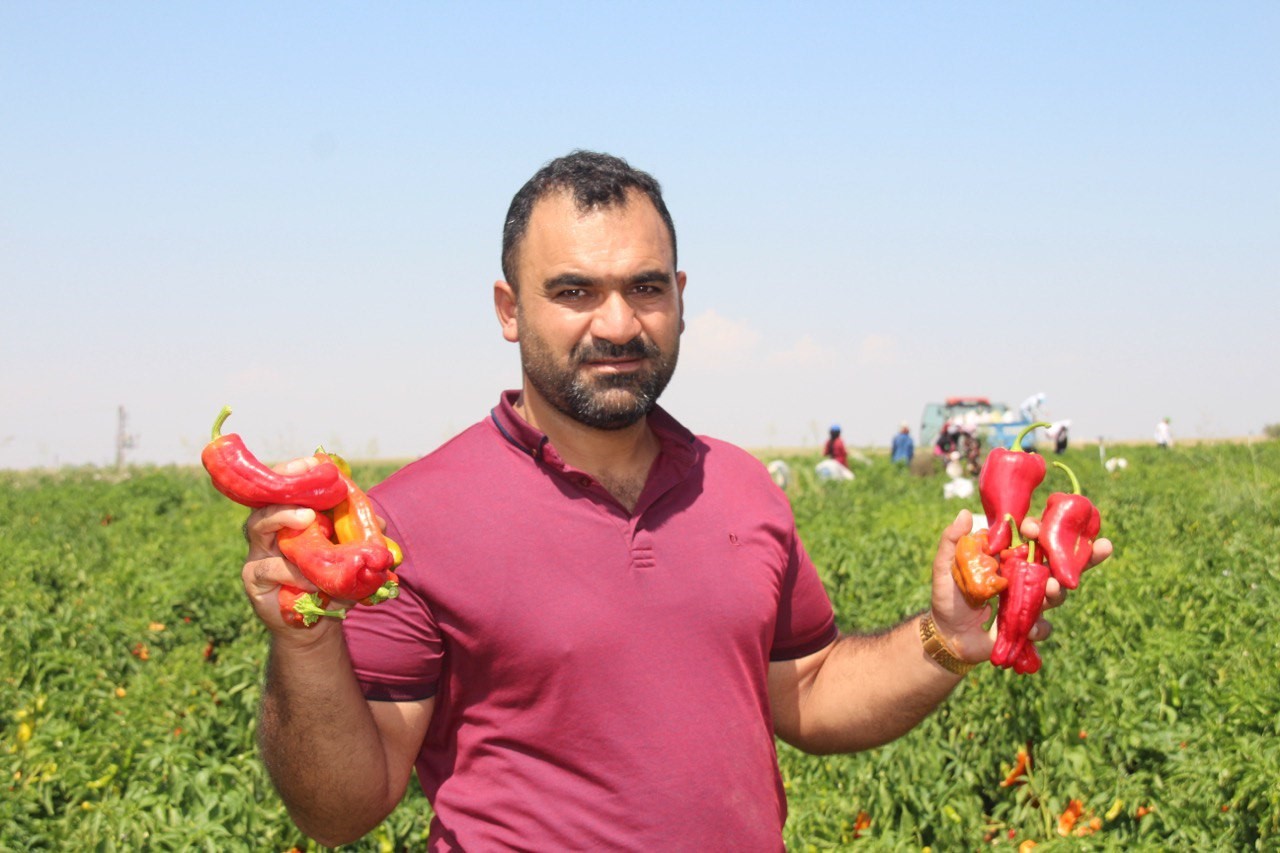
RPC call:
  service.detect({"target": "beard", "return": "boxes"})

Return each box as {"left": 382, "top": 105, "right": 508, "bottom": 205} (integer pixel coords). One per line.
{"left": 519, "top": 328, "right": 679, "bottom": 431}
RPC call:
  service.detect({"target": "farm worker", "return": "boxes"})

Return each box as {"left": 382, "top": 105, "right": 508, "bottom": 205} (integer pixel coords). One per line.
{"left": 1155, "top": 416, "right": 1173, "bottom": 448}
{"left": 239, "top": 151, "right": 1113, "bottom": 850}
{"left": 823, "top": 423, "right": 849, "bottom": 468}
{"left": 1046, "top": 420, "right": 1071, "bottom": 454}
{"left": 891, "top": 422, "right": 914, "bottom": 464}
{"left": 1019, "top": 391, "right": 1047, "bottom": 423}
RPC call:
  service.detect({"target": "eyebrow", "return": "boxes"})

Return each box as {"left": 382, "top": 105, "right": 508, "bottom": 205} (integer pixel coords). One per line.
{"left": 541, "top": 269, "right": 673, "bottom": 293}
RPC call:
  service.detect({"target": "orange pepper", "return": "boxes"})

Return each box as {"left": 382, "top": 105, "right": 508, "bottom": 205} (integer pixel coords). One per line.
{"left": 1000, "top": 747, "right": 1030, "bottom": 787}
{"left": 320, "top": 450, "right": 403, "bottom": 568}
{"left": 952, "top": 529, "right": 1008, "bottom": 608}
{"left": 1057, "top": 799, "right": 1084, "bottom": 836}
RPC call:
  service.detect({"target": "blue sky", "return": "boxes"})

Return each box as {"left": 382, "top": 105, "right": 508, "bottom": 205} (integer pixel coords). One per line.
{"left": 3, "top": 2, "right": 1277, "bottom": 469}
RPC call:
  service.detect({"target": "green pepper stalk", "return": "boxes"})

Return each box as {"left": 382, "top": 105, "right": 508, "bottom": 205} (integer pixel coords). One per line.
{"left": 278, "top": 586, "right": 347, "bottom": 628}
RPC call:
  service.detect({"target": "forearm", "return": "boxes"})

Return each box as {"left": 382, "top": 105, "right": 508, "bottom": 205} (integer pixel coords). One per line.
{"left": 773, "top": 612, "right": 964, "bottom": 755}
{"left": 258, "top": 626, "right": 399, "bottom": 846}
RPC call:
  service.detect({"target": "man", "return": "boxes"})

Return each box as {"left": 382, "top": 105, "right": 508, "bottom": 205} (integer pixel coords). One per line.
{"left": 891, "top": 422, "right": 914, "bottom": 465}
{"left": 241, "top": 151, "right": 1111, "bottom": 849}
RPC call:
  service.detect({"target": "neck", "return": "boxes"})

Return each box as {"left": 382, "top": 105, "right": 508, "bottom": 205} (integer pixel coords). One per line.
{"left": 514, "top": 384, "right": 661, "bottom": 509}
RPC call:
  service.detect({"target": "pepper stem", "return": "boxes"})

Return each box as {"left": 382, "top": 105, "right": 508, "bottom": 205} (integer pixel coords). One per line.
{"left": 1052, "top": 460, "right": 1082, "bottom": 495}
{"left": 1028, "top": 539, "right": 1037, "bottom": 563}
{"left": 293, "top": 593, "right": 347, "bottom": 627}
{"left": 1005, "top": 513, "right": 1023, "bottom": 548}
{"left": 363, "top": 581, "right": 401, "bottom": 606}
{"left": 211, "top": 406, "right": 233, "bottom": 441}
{"left": 1013, "top": 421, "right": 1052, "bottom": 453}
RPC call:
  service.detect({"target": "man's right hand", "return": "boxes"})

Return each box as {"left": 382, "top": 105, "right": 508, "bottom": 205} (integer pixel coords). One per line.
{"left": 240, "top": 456, "right": 349, "bottom": 637}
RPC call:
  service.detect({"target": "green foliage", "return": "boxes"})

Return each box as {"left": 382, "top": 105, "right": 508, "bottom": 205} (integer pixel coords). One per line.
{"left": 779, "top": 442, "right": 1280, "bottom": 849}
{"left": 2, "top": 443, "right": 1277, "bottom": 848}
{"left": 0, "top": 465, "right": 431, "bottom": 850}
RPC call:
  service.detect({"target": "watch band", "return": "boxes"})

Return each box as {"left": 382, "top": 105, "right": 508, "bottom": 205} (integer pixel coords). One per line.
{"left": 919, "top": 615, "right": 977, "bottom": 675}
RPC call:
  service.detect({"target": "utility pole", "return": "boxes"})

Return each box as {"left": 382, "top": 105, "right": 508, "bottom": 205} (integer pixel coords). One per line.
{"left": 115, "top": 405, "right": 136, "bottom": 469}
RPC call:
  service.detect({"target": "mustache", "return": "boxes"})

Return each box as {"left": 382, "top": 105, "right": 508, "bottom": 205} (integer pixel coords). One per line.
{"left": 571, "top": 337, "right": 660, "bottom": 365}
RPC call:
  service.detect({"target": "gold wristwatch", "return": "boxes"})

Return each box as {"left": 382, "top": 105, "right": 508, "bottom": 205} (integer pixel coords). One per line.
{"left": 919, "top": 614, "right": 977, "bottom": 676}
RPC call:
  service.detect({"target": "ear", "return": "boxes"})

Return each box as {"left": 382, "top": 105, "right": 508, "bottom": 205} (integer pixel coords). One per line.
{"left": 494, "top": 280, "right": 520, "bottom": 343}
{"left": 676, "top": 270, "right": 687, "bottom": 334}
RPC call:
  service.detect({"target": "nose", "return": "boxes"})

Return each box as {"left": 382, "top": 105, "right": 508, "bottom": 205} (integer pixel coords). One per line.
{"left": 590, "top": 290, "right": 642, "bottom": 344}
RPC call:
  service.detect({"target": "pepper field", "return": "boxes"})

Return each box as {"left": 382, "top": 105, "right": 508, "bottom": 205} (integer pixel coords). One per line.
{"left": 3, "top": 441, "right": 1278, "bottom": 850}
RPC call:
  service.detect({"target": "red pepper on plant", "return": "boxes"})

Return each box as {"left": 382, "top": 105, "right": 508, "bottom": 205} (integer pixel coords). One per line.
{"left": 201, "top": 406, "right": 347, "bottom": 510}
{"left": 1038, "top": 461, "right": 1101, "bottom": 590}
{"left": 978, "top": 422, "right": 1050, "bottom": 555}
{"left": 990, "top": 518, "right": 1050, "bottom": 674}
{"left": 276, "top": 513, "right": 399, "bottom": 603}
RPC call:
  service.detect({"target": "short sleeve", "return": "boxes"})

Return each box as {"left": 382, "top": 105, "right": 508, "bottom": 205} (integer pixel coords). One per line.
{"left": 341, "top": 505, "right": 444, "bottom": 701}
{"left": 769, "top": 530, "right": 838, "bottom": 661}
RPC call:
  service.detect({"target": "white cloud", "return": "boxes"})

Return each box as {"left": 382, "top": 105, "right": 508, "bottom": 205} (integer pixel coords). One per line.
{"left": 680, "top": 309, "right": 762, "bottom": 369}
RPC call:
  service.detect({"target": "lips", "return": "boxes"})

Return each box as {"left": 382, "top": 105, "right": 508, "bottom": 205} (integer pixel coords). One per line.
{"left": 586, "top": 358, "right": 643, "bottom": 367}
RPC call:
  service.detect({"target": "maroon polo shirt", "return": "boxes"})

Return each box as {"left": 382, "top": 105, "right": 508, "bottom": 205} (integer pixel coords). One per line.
{"left": 343, "top": 391, "right": 838, "bottom": 850}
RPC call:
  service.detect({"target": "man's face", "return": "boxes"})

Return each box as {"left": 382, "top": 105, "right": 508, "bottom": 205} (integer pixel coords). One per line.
{"left": 498, "top": 189, "right": 685, "bottom": 430}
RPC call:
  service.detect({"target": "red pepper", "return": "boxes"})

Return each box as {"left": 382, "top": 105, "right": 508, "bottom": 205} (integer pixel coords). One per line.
{"left": 978, "top": 422, "right": 1050, "bottom": 555}
{"left": 201, "top": 406, "right": 347, "bottom": 510}
{"left": 277, "top": 585, "right": 347, "bottom": 628}
{"left": 276, "top": 513, "right": 398, "bottom": 602}
{"left": 1039, "top": 461, "right": 1101, "bottom": 590}
{"left": 1009, "top": 635, "right": 1043, "bottom": 675}
{"left": 990, "top": 525, "right": 1050, "bottom": 673}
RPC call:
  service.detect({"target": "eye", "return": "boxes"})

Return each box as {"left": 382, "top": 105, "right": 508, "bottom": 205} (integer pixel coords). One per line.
{"left": 553, "top": 288, "right": 587, "bottom": 302}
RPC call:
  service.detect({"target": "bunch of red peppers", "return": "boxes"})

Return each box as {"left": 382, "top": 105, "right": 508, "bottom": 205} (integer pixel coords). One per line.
{"left": 951, "top": 422, "right": 1103, "bottom": 674}
{"left": 201, "top": 406, "right": 401, "bottom": 628}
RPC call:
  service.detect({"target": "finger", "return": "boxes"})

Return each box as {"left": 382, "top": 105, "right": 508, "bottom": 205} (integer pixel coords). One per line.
{"left": 1019, "top": 515, "right": 1041, "bottom": 541}
{"left": 242, "top": 554, "right": 316, "bottom": 596}
{"left": 1089, "top": 537, "right": 1114, "bottom": 567}
{"left": 250, "top": 505, "right": 317, "bottom": 535}
{"left": 271, "top": 455, "right": 322, "bottom": 475}
{"left": 243, "top": 505, "right": 317, "bottom": 556}
{"left": 1029, "top": 616, "right": 1054, "bottom": 643}
{"left": 942, "top": 509, "right": 972, "bottom": 546}
{"left": 1042, "top": 576, "right": 1067, "bottom": 611}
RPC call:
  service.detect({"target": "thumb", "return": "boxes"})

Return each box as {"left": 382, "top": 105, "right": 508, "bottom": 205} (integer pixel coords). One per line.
{"left": 932, "top": 510, "right": 972, "bottom": 585}
{"left": 940, "top": 509, "right": 971, "bottom": 552}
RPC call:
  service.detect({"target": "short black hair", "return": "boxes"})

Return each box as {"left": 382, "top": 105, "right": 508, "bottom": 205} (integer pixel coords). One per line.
{"left": 501, "top": 150, "right": 677, "bottom": 290}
